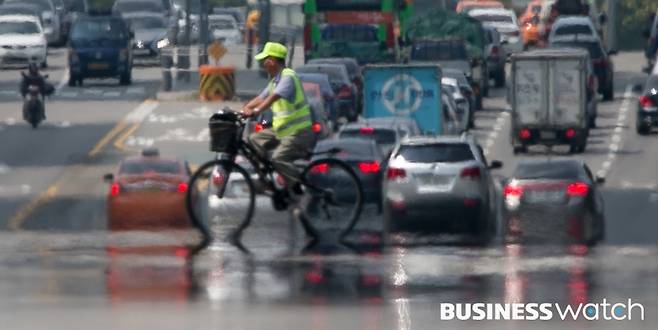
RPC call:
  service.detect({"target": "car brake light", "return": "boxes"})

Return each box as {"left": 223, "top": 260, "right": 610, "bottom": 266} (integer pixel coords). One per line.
{"left": 110, "top": 183, "right": 120, "bottom": 197}
{"left": 305, "top": 270, "right": 324, "bottom": 284}
{"left": 310, "top": 163, "right": 329, "bottom": 174}
{"left": 386, "top": 167, "right": 406, "bottom": 180}
{"left": 254, "top": 123, "right": 264, "bottom": 132}
{"left": 177, "top": 183, "right": 188, "bottom": 193}
{"left": 566, "top": 182, "right": 589, "bottom": 197}
{"left": 359, "top": 127, "right": 374, "bottom": 134}
{"left": 565, "top": 128, "right": 576, "bottom": 139}
{"left": 358, "top": 161, "right": 380, "bottom": 174}
{"left": 337, "top": 85, "right": 352, "bottom": 98}
{"left": 640, "top": 95, "right": 654, "bottom": 108}
{"left": 312, "top": 122, "right": 322, "bottom": 133}
{"left": 460, "top": 167, "right": 481, "bottom": 179}
{"left": 519, "top": 128, "right": 531, "bottom": 140}
{"left": 503, "top": 184, "right": 524, "bottom": 198}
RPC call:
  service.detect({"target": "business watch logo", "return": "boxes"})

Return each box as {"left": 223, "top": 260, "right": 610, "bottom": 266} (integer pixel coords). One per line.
{"left": 440, "top": 299, "right": 645, "bottom": 321}
{"left": 381, "top": 74, "right": 423, "bottom": 116}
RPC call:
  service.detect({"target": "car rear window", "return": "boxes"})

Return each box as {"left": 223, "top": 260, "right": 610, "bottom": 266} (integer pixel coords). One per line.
{"left": 71, "top": 19, "right": 129, "bottom": 41}
{"left": 513, "top": 162, "right": 583, "bottom": 180}
{"left": 296, "top": 66, "right": 347, "bottom": 85}
{"left": 397, "top": 143, "right": 475, "bottom": 163}
{"left": 340, "top": 128, "right": 397, "bottom": 146}
{"left": 554, "top": 24, "right": 592, "bottom": 36}
{"left": 411, "top": 42, "right": 467, "bottom": 61}
{"left": 120, "top": 160, "right": 181, "bottom": 175}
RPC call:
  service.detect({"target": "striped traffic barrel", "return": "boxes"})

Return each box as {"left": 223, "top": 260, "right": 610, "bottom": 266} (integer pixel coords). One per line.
{"left": 199, "top": 65, "right": 236, "bottom": 101}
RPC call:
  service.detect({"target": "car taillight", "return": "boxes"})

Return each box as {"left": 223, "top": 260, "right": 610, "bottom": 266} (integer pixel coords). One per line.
{"left": 565, "top": 128, "right": 576, "bottom": 139}
{"left": 177, "top": 182, "right": 188, "bottom": 193}
{"left": 358, "top": 161, "right": 380, "bottom": 174}
{"left": 519, "top": 128, "right": 531, "bottom": 140}
{"left": 254, "top": 123, "right": 264, "bottom": 132}
{"left": 491, "top": 46, "right": 499, "bottom": 56}
{"left": 337, "top": 85, "right": 352, "bottom": 98}
{"left": 312, "top": 122, "right": 322, "bottom": 133}
{"left": 503, "top": 184, "right": 524, "bottom": 198}
{"left": 305, "top": 270, "right": 324, "bottom": 284}
{"left": 460, "top": 167, "right": 481, "bottom": 179}
{"left": 386, "top": 167, "right": 406, "bottom": 180}
{"left": 110, "top": 183, "right": 120, "bottom": 197}
{"left": 359, "top": 127, "right": 374, "bottom": 134}
{"left": 310, "top": 163, "right": 329, "bottom": 174}
{"left": 640, "top": 95, "right": 654, "bottom": 108}
{"left": 566, "top": 182, "right": 589, "bottom": 197}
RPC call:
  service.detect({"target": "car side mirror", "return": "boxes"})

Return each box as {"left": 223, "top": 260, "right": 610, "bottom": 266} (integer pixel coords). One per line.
{"left": 103, "top": 173, "right": 114, "bottom": 183}
{"left": 489, "top": 160, "right": 503, "bottom": 169}
{"left": 595, "top": 176, "right": 605, "bottom": 185}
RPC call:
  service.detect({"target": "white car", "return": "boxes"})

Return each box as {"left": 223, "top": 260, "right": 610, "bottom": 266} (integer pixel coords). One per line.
{"left": 548, "top": 16, "right": 600, "bottom": 44}
{"left": 209, "top": 14, "right": 242, "bottom": 45}
{"left": 468, "top": 8, "right": 523, "bottom": 56}
{"left": 4, "top": 0, "right": 61, "bottom": 45}
{"left": 0, "top": 15, "right": 47, "bottom": 68}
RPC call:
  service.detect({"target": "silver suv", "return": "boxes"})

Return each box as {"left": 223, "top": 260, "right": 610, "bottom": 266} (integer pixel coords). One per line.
{"left": 383, "top": 134, "right": 502, "bottom": 236}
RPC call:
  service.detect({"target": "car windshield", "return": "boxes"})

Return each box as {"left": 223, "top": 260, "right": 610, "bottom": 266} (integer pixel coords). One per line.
{"left": 5, "top": 0, "right": 51, "bottom": 11}
{"left": 119, "top": 160, "right": 181, "bottom": 175}
{"left": 472, "top": 14, "right": 513, "bottom": 24}
{"left": 210, "top": 19, "right": 235, "bottom": 30}
{"left": 296, "top": 66, "right": 347, "bottom": 85}
{"left": 0, "top": 21, "right": 39, "bottom": 34}
{"left": 126, "top": 17, "right": 166, "bottom": 30}
{"left": 397, "top": 143, "right": 475, "bottom": 163}
{"left": 513, "top": 162, "right": 583, "bottom": 180}
{"left": 411, "top": 42, "right": 467, "bottom": 61}
{"left": 555, "top": 24, "right": 592, "bottom": 35}
{"left": 115, "top": 1, "right": 162, "bottom": 13}
{"left": 71, "top": 20, "right": 127, "bottom": 41}
{"left": 340, "top": 128, "right": 397, "bottom": 147}
{"left": 321, "top": 24, "right": 378, "bottom": 42}
{"left": 551, "top": 41, "right": 603, "bottom": 59}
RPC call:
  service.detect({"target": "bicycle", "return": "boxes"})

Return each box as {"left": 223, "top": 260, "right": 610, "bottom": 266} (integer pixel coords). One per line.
{"left": 185, "top": 108, "right": 364, "bottom": 246}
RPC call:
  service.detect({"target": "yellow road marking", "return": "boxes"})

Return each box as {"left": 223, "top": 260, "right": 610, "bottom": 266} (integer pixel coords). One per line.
{"left": 113, "top": 122, "right": 141, "bottom": 151}
{"left": 7, "top": 182, "right": 61, "bottom": 231}
{"left": 88, "top": 121, "right": 128, "bottom": 157}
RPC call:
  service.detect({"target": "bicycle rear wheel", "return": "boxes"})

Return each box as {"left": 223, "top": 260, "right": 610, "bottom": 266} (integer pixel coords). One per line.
{"left": 185, "top": 159, "right": 255, "bottom": 243}
{"left": 299, "top": 158, "right": 364, "bottom": 237}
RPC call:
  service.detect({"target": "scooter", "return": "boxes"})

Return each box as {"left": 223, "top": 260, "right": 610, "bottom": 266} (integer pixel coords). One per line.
{"left": 21, "top": 73, "right": 49, "bottom": 129}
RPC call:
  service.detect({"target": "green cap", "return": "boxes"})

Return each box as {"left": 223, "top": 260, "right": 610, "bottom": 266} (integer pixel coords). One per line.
{"left": 254, "top": 42, "right": 287, "bottom": 61}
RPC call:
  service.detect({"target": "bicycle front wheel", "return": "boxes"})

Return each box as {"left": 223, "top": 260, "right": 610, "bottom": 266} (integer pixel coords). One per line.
{"left": 185, "top": 159, "right": 256, "bottom": 242}
{"left": 299, "top": 158, "right": 364, "bottom": 237}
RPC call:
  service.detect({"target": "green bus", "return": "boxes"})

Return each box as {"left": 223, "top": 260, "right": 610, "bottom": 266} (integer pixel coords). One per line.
{"left": 303, "top": 0, "right": 414, "bottom": 64}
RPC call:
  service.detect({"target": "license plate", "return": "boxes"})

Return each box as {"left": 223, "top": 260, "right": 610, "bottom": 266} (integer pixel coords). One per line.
{"left": 88, "top": 62, "right": 109, "bottom": 70}
{"left": 525, "top": 190, "right": 564, "bottom": 203}
{"left": 416, "top": 174, "right": 453, "bottom": 193}
{"left": 540, "top": 131, "right": 556, "bottom": 139}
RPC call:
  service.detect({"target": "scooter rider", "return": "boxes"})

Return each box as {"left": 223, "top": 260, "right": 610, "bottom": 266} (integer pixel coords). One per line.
{"left": 20, "top": 63, "right": 54, "bottom": 119}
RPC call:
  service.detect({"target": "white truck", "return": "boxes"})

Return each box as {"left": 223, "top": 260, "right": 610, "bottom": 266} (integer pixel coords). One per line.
{"left": 510, "top": 48, "right": 592, "bottom": 154}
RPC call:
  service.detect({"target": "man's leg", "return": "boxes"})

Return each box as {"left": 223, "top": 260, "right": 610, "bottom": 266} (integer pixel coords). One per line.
{"left": 271, "top": 128, "right": 315, "bottom": 185}
{"left": 248, "top": 128, "right": 278, "bottom": 159}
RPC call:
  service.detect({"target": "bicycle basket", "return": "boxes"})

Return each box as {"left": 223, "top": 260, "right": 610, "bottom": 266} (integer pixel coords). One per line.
{"left": 209, "top": 115, "right": 239, "bottom": 153}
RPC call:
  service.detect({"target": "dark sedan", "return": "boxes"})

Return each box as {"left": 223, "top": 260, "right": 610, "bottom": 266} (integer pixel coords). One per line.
{"left": 502, "top": 160, "right": 605, "bottom": 245}
{"left": 310, "top": 138, "right": 384, "bottom": 211}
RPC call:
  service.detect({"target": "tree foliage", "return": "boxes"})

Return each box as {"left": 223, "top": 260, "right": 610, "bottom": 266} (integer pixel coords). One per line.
{"left": 617, "top": 0, "right": 658, "bottom": 49}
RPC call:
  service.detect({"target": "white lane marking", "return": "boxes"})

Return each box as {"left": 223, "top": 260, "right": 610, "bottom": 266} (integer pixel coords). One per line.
{"left": 5, "top": 118, "right": 16, "bottom": 126}
{"left": 125, "top": 101, "right": 159, "bottom": 124}
{"left": 0, "top": 184, "right": 31, "bottom": 197}
{"left": 597, "top": 85, "right": 632, "bottom": 179}
{"left": 104, "top": 91, "right": 121, "bottom": 98}
{"left": 53, "top": 121, "right": 72, "bottom": 128}
{"left": 56, "top": 69, "right": 69, "bottom": 92}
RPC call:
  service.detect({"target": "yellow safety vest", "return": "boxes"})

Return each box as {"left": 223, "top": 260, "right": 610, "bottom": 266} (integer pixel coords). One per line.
{"left": 268, "top": 68, "right": 312, "bottom": 137}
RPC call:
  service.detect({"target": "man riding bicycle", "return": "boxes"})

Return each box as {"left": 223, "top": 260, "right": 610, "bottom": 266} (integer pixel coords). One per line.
{"left": 241, "top": 42, "right": 315, "bottom": 194}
